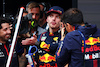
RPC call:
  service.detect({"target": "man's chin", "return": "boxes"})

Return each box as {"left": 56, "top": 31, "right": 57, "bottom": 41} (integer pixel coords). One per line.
{"left": 5, "top": 37, "right": 10, "bottom": 40}
{"left": 5, "top": 38, "right": 9, "bottom": 41}
{"left": 51, "top": 27, "right": 59, "bottom": 29}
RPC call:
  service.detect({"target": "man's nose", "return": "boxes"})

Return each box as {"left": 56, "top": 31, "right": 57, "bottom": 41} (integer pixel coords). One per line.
{"left": 7, "top": 29, "right": 11, "bottom": 34}
{"left": 52, "top": 16, "right": 56, "bottom": 21}
{"left": 32, "top": 14, "right": 36, "bottom": 19}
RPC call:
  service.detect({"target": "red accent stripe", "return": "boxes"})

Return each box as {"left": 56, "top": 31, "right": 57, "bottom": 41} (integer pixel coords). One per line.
{"left": 4, "top": 44, "right": 9, "bottom": 56}
{"left": 93, "top": 59, "right": 98, "bottom": 67}
{"left": 73, "top": 26, "right": 75, "bottom": 30}
{"left": 39, "top": 32, "right": 47, "bottom": 40}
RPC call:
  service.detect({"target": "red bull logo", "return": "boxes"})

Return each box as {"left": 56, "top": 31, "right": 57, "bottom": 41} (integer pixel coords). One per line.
{"left": 39, "top": 53, "right": 56, "bottom": 63}
{"left": 40, "top": 41, "right": 50, "bottom": 49}
{"left": 81, "top": 45, "right": 100, "bottom": 53}
{"left": 82, "top": 37, "right": 100, "bottom": 45}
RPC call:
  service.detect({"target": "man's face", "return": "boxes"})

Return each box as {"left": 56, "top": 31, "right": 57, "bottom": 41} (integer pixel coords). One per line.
{"left": 0, "top": 23, "right": 11, "bottom": 42}
{"left": 46, "top": 13, "right": 61, "bottom": 29}
{"left": 29, "top": 7, "right": 40, "bottom": 21}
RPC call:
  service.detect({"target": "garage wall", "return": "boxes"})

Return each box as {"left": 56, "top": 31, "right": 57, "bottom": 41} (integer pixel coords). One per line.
{"left": 78, "top": 0, "right": 100, "bottom": 28}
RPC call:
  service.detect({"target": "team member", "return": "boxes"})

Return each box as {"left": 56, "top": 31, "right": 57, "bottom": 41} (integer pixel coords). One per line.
{"left": 0, "top": 17, "right": 19, "bottom": 67}
{"left": 16, "top": 2, "right": 47, "bottom": 67}
{"left": 22, "top": 6, "right": 64, "bottom": 67}
{"left": 36, "top": 6, "right": 64, "bottom": 67}
{"left": 26, "top": 1, "right": 46, "bottom": 35}
{"left": 39, "top": 2, "right": 51, "bottom": 30}
{"left": 56, "top": 8, "right": 100, "bottom": 67}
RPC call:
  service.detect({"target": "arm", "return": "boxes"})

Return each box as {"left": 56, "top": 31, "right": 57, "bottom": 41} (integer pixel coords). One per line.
{"left": 21, "top": 34, "right": 37, "bottom": 45}
{"left": 56, "top": 36, "right": 71, "bottom": 67}
{"left": 60, "top": 22, "right": 66, "bottom": 41}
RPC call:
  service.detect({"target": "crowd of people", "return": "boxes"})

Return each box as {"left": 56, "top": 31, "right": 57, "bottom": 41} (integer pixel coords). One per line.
{"left": 0, "top": 1, "right": 100, "bottom": 67}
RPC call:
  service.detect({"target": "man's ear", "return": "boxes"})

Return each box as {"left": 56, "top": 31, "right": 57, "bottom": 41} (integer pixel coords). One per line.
{"left": 67, "top": 23, "right": 75, "bottom": 31}
{"left": 66, "top": 23, "right": 70, "bottom": 29}
{"left": 65, "top": 23, "right": 74, "bottom": 32}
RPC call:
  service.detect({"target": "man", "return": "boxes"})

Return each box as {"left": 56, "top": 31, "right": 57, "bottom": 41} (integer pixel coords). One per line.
{"left": 36, "top": 6, "right": 64, "bottom": 67}
{"left": 39, "top": 2, "right": 51, "bottom": 30}
{"left": 16, "top": 2, "right": 47, "bottom": 67}
{"left": 0, "top": 17, "right": 19, "bottom": 67}
{"left": 22, "top": 6, "right": 64, "bottom": 67}
{"left": 27, "top": 1, "right": 40, "bottom": 21}
{"left": 56, "top": 8, "right": 100, "bottom": 67}
{"left": 25, "top": 1, "right": 46, "bottom": 36}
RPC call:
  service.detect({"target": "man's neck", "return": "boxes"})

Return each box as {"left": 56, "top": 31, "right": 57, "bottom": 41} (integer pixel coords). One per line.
{"left": 49, "top": 27, "right": 59, "bottom": 33}
{"left": 81, "top": 24, "right": 85, "bottom": 26}
{"left": 39, "top": 19, "right": 46, "bottom": 27}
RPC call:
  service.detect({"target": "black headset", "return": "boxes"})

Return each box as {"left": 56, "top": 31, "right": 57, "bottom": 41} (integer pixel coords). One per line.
{"left": 39, "top": 2, "right": 51, "bottom": 13}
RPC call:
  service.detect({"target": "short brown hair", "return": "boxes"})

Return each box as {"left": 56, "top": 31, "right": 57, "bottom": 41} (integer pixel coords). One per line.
{"left": 28, "top": 2, "right": 40, "bottom": 9}
{"left": 61, "top": 8, "right": 84, "bottom": 25}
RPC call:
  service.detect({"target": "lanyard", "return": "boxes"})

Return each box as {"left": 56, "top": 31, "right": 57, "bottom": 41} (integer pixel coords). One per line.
{"left": 78, "top": 31, "right": 86, "bottom": 67}
{"left": 78, "top": 31, "right": 86, "bottom": 48}
{"left": 4, "top": 44, "right": 9, "bottom": 56}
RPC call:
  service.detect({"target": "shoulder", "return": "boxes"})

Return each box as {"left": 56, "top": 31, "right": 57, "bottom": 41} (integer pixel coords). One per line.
{"left": 63, "top": 30, "right": 82, "bottom": 50}
{"left": 93, "top": 28, "right": 100, "bottom": 36}
{"left": 64, "top": 30, "right": 82, "bottom": 44}
{"left": 96, "top": 28, "right": 100, "bottom": 34}
{"left": 37, "top": 27, "right": 47, "bottom": 35}
{"left": 66, "top": 30, "right": 80, "bottom": 37}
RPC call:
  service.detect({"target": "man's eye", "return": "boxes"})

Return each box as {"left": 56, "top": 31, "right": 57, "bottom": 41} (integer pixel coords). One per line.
{"left": 36, "top": 13, "right": 40, "bottom": 16}
{"left": 57, "top": 16, "right": 60, "bottom": 19}
{"left": 4, "top": 28, "right": 7, "bottom": 31}
{"left": 50, "top": 15, "right": 53, "bottom": 17}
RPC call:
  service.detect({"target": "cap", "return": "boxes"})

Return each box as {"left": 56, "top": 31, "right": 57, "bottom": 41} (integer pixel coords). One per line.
{"left": 46, "top": 6, "right": 64, "bottom": 15}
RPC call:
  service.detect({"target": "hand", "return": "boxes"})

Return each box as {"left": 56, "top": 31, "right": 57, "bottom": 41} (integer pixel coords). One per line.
{"left": 26, "top": 61, "right": 37, "bottom": 67}
{"left": 60, "top": 22, "right": 65, "bottom": 41}
{"left": 21, "top": 34, "right": 37, "bottom": 45}
{"left": 10, "top": 24, "right": 13, "bottom": 30}
{"left": 27, "top": 65, "right": 31, "bottom": 67}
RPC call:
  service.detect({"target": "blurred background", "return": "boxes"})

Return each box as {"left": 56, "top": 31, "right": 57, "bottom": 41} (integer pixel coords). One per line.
{"left": 0, "top": 0, "right": 100, "bottom": 28}
{"left": 0, "top": 0, "right": 72, "bottom": 16}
